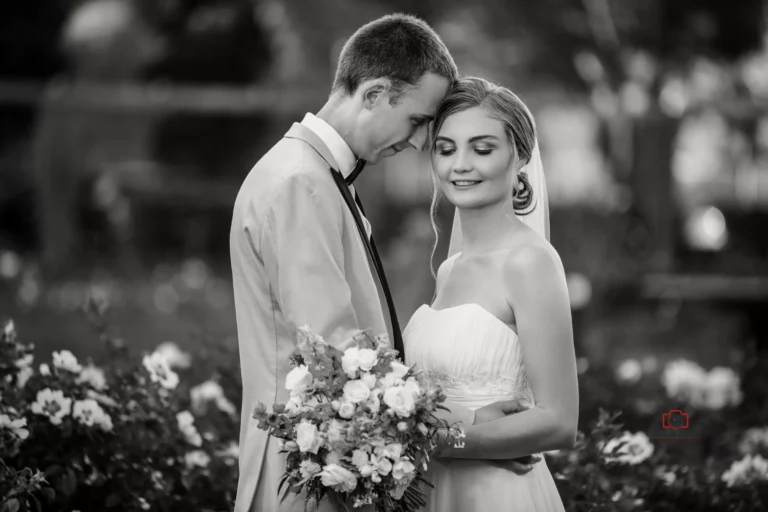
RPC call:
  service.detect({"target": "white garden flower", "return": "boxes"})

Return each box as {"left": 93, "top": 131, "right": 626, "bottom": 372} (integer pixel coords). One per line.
{"left": 39, "top": 364, "right": 51, "bottom": 376}
{"left": 389, "top": 362, "right": 410, "bottom": 380}
{"left": 383, "top": 386, "right": 416, "bottom": 417}
{"left": 380, "top": 373, "right": 403, "bottom": 391}
{"left": 3, "top": 319, "right": 14, "bottom": 338}
{"left": 77, "top": 364, "right": 107, "bottom": 390}
{"left": 184, "top": 450, "right": 211, "bottom": 469}
{"left": 176, "top": 411, "right": 202, "bottom": 447}
{"left": 299, "top": 460, "right": 322, "bottom": 479}
{"left": 698, "top": 366, "right": 742, "bottom": 410}
{"left": 403, "top": 377, "right": 421, "bottom": 398}
{"left": 341, "top": 346, "right": 361, "bottom": 377}
{"left": 739, "top": 427, "right": 768, "bottom": 455}
{"left": 351, "top": 449, "right": 370, "bottom": 470}
{"left": 602, "top": 431, "right": 654, "bottom": 465}
{"left": 319, "top": 463, "right": 357, "bottom": 492}
{"left": 190, "top": 380, "right": 237, "bottom": 416}
{"left": 338, "top": 399, "right": 356, "bottom": 419}
{"left": 356, "top": 349, "right": 378, "bottom": 372}
{"left": 72, "top": 398, "right": 113, "bottom": 431}
{"left": 53, "top": 350, "right": 82, "bottom": 374}
{"left": 615, "top": 359, "right": 643, "bottom": 384}
{"left": 662, "top": 359, "right": 743, "bottom": 410}
{"left": 343, "top": 379, "right": 371, "bottom": 403}
{"left": 153, "top": 341, "right": 191, "bottom": 369}
{"left": 142, "top": 352, "right": 179, "bottom": 390}
{"left": 722, "top": 454, "right": 768, "bottom": 487}
{"left": 0, "top": 414, "right": 29, "bottom": 440}
{"left": 285, "top": 365, "right": 313, "bottom": 395}
{"left": 360, "top": 372, "right": 377, "bottom": 389}
{"left": 31, "top": 388, "right": 72, "bottom": 425}
{"left": 296, "top": 420, "right": 322, "bottom": 454}
{"left": 15, "top": 355, "right": 34, "bottom": 389}
{"left": 392, "top": 459, "right": 416, "bottom": 480}
{"left": 661, "top": 359, "right": 707, "bottom": 404}
{"left": 217, "top": 441, "right": 239, "bottom": 462}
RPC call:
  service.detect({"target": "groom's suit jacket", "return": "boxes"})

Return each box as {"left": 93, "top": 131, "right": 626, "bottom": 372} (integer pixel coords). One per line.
{"left": 230, "top": 120, "right": 388, "bottom": 512}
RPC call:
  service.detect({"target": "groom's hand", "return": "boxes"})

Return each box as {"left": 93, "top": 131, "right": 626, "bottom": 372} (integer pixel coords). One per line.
{"left": 490, "top": 453, "right": 543, "bottom": 475}
{"left": 472, "top": 399, "right": 525, "bottom": 425}
{"left": 473, "top": 400, "right": 542, "bottom": 475}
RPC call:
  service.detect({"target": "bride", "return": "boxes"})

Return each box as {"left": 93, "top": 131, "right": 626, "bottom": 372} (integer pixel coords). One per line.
{"left": 404, "top": 77, "right": 578, "bottom": 511}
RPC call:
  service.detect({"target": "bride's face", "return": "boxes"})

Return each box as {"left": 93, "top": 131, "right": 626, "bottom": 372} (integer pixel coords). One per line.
{"left": 431, "top": 106, "right": 517, "bottom": 210}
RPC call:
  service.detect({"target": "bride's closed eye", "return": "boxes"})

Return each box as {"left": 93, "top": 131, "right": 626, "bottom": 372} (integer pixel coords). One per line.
{"left": 435, "top": 148, "right": 495, "bottom": 156}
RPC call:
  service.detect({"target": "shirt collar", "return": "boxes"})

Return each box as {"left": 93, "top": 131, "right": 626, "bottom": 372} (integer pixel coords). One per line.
{"left": 300, "top": 113, "right": 357, "bottom": 178}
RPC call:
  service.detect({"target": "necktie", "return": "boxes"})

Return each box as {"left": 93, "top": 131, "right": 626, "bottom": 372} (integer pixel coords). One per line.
{"left": 345, "top": 159, "right": 366, "bottom": 185}
{"left": 330, "top": 164, "right": 405, "bottom": 359}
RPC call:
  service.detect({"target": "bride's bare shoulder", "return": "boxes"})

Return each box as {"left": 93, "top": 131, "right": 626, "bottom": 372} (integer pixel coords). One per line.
{"left": 502, "top": 235, "right": 565, "bottom": 286}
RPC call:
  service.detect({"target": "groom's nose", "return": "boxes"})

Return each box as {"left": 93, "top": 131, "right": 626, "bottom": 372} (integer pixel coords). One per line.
{"left": 407, "top": 124, "right": 429, "bottom": 152}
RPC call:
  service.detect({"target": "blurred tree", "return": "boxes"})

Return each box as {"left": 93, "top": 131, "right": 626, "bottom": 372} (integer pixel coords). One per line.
{"left": 0, "top": 0, "right": 70, "bottom": 253}
{"left": 414, "top": 0, "right": 766, "bottom": 272}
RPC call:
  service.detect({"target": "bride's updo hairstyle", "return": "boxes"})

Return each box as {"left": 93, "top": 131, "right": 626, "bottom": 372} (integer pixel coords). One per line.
{"left": 428, "top": 77, "right": 537, "bottom": 275}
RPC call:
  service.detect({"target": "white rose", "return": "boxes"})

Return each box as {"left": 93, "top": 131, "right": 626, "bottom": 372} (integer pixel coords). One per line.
{"left": 389, "top": 362, "right": 411, "bottom": 379}
{"left": 361, "top": 372, "right": 377, "bottom": 389}
{"left": 403, "top": 377, "right": 421, "bottom": 398}
{"left": 285, "top": 395, "right": 303, "bottom": 415}
{"left": 376, "top": 456, "right": 393, "bottom": 475}
{"left": 383, "top": 387, "right": 416, "bottom": 417}
{"left": 343, "top": 380, "right": 371, "bottom": 404}
{"left": 320, "top": 464, "right": 358, "bottom": 493}
{"left": 285, "top": 365, "right": 313, "bottom": 395}
{"left": 356, "top": 349, "right": 378, "bottom": 371}
{"left": 341, "top": 347, "right": 361, "bottom": 377}
{"left": 351, "top": 449, "right": 370, "bottom": 470}
{"left": 392, "top": 459, "right": 416, "bottom": 480}
{"left": 296, "top": 421, "right": 321, "bottom": 454}
{"left": 380, "top": 373, "right": 403, "bottom": 390}
{"left": 338, "top": 400, "right": 356, "bottom": 419}
{"left": 386, "top": 443, "right": 403, "bottom": 460}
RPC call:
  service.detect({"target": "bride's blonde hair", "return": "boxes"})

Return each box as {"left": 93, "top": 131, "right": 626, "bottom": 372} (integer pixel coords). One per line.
{"left": 428, "top": 77, "right": 537, "bottom": 277}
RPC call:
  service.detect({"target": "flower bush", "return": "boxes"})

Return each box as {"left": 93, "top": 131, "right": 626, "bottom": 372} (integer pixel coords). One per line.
{"left": 3, "top": 301, "right": 768, "bottom": 511}
{"left": 0, "top": 304, "right": 240, "bottom": 512}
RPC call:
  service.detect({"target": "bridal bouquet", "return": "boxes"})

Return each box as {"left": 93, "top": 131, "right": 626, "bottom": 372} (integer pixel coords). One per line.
{"left": 252, "top": 326, "right": 465, "bottom": 511}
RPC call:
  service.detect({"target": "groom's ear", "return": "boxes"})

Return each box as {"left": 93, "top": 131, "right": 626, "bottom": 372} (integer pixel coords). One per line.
{"left": 360, "top": 78, "right": 390, "bottom": 111}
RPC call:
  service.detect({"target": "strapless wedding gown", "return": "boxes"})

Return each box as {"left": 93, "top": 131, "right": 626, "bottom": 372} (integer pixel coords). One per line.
{"left": 404, "top": 303, "right": 565, "bottom": 512}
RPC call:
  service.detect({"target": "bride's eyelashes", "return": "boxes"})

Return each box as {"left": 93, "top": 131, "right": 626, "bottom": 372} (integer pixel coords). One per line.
{"left": 434, "top": 146, "right": 495, "bottom": 156}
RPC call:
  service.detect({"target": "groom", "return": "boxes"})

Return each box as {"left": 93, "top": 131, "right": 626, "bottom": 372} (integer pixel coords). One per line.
{"left": 230, "top": 13, "right": 536, "bottom": 512}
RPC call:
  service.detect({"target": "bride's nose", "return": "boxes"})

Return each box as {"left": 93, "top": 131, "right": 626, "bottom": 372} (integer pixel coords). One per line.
{"left": 452, "top": 151, "right": 473, "bottom": 174}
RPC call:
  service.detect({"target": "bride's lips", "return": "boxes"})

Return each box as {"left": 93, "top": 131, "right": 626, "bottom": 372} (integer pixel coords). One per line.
{"left": 451, "top": 180, "right": 483, "bottom": 189}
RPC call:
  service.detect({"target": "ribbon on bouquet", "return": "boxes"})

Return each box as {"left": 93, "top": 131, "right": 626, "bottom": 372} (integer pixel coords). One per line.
{"left": 329, "top": 165, "right": 405, "bottom": 360}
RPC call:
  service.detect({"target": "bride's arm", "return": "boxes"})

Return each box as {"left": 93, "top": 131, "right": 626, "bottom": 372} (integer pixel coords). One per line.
{"left": 437, "top": 244, "right": 579, "bottom": 460}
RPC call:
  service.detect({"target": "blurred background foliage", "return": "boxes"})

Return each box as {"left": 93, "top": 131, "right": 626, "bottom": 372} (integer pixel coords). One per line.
{"left": 0, "top": 0, "right": 767, "bottom": 390}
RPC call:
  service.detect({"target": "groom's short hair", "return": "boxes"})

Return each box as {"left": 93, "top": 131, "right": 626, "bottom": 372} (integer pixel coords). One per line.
{"left": 331, "top": 13, "right": 458, "bottom": 103}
